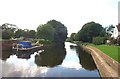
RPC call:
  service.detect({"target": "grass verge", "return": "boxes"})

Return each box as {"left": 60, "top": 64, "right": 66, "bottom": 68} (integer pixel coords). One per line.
{"left": 87, "top": 44, "right": 120, "bottom": 63}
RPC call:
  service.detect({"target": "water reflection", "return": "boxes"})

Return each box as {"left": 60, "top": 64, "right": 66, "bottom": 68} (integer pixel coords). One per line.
{"left": 76, "top": 46, "right": 97, "bottom": 70}
{"left": 1, "top": 50, "right": 13, "bottom": 60}
{"left": 2, "top": 59, "right": 47, "bottom": 77}
{"left": 16, "top": 51, "right": 34, "bottom": 59}
{"left": 35, "top": 46, "right": 66, "bottom": 67}
{"left": 1, "top": 42, "right": 100, "bottom": 77}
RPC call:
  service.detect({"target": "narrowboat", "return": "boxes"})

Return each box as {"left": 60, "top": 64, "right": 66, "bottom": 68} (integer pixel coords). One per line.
{"left": 13, "top": 41, "right": 43, "bottom": 52}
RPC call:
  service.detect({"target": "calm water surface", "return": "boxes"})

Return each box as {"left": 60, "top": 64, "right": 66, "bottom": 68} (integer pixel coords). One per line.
{"left": 1, "top": 42, "right": 100, "bottom": 77}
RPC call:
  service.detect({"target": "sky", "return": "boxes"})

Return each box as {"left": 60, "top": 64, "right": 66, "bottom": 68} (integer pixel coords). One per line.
{"left": 0, "top": 0, "right": 119, "bottom": 36}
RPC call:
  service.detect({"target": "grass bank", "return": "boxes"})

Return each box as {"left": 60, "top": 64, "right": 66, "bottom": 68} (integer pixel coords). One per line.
{"left": 87, "top": 44, "right": 120, "bottom": 63}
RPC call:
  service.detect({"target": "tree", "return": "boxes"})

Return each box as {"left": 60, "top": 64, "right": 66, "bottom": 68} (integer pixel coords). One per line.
{"left": 1, "top": 23, "right": 17, "bottom": 39}
{"left": 21, "top": 29, "right": 29, "bottom": 38}
{"left": 77, "top": 22, "right": 104, "bottom": 42}
{"left": 99, "top": 28, "right": 106, "bottom": 37}
{"left": 74, "top": 33, "right": 80, "bottom": 41}
{"left": 14, "top": 29, "right": 23, "bottom": 38}
{"left": 15, "top": 29, "right": 35, "bottom": 38}
{"left": 70, "top": 33, "right": 76, "bottom": 41}
{"left": 28, "top": 30, "right": 36, "bottom": 38}
{"left": 36, "top": 20, "right": 68, "bottom": 46}
{"left": 106, "top": 25, "right": 115, "bottom": 37}
{"left": 37, "top": 24, "right": 55, "bottom": 42}
{"left": 47, "top": 20, "right": 68, "bottom": 46}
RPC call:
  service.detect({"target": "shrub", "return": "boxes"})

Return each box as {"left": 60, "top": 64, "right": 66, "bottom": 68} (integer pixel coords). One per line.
{"left": 118, "top": 39, "right": 120, "bottom": 46}
{"left": 117, "top": 36, "right": 120, "bottom": 46}
{"left": 109, "top": 37, "right": 117, "bottom": 45}
{"left": 39, "top": 39, "right": 52, "bottom": 45}
{"left": 92, "top": 37, "right": 106, "bottom": 45}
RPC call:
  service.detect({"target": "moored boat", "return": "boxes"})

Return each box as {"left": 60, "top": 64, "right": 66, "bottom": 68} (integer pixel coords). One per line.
{"left": 12, "top": 41, "right": 43, "bottom": 52}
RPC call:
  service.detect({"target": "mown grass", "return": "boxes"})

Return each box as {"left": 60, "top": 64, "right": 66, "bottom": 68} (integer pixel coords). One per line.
{"left": 87, "top": 44, "right": 120, "bottom": 63}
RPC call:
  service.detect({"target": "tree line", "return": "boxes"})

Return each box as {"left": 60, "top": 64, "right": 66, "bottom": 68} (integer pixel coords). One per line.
{"left": 1, "top": 20, "right": 118, "bottom": 45}
{"left": 68, "top": 21, "right": 119, "bottom": 45}
{"left": 1, "top": 23, "right": 36, "bottom": 39}
{"left": 1, "top": 20, "right": 68, "bottom": 46}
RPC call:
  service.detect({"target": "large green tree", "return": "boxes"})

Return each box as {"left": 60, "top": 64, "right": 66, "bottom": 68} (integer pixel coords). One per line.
{"left": 76, "top": 22, "right": 104, "bottom": 42}
{"left": 37, "top": 20, "right": 68, "bottom": 46}
{"left": 37, "top": 24, "right": 55, "bottom": 41}
{"left": 47, "top": 20, "right": 68, "bottom": 45}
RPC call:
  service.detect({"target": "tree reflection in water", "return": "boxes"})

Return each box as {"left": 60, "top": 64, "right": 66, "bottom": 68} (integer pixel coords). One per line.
{"left": 16, "top": 51, "right": 34, "bottom": 59}
{"left": 1, "top": 50, "right": 13, "bottom": 60}
{"left": 35, "top": 46, "right": 66, "bottom": 67}
{"left": 76, "top": 46, "right": 97, "bottom": 71}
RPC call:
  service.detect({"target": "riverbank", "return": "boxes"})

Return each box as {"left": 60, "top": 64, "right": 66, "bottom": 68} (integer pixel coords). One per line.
{"left": 81, "top": 45, "right": 120, "bottom": 78}
{"left": 87, "top": 44, "right": 120, "bottom": 63}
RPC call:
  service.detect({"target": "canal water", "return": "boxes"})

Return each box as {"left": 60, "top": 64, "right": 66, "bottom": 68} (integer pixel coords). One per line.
{"left": 1, "top": 42, "right": 100, "bottom": 77}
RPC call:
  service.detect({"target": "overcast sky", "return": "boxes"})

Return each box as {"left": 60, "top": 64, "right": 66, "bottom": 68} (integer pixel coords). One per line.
{"left": 0, "top": 0, "right": 119, "bottom": 36}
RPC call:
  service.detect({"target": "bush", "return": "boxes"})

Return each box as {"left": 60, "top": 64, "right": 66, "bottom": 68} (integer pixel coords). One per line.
{"left": 117, "top": 36, "right": 120, "bottom": 46}
{"left": 109, "top": 37, "right": 117, "bottom": 45}
{"left": 117, "top": 39, "right": 120, "bottom": 46}
{"left": 92, "top": 37, "right": 106, "bottom": 45}
{"left": 28, "top": 39, "right": 52, "bottom": 45}
{"left": 39, "top": 39, "right": 52, "bottom": 45}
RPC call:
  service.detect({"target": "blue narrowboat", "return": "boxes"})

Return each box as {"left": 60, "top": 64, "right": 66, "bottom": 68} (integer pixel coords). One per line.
{"left": 13, "top": 41, "right": 43, "bottom": 51}
{"left": 18, "top": 41, "right": 32, "bottom": 48}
